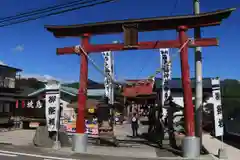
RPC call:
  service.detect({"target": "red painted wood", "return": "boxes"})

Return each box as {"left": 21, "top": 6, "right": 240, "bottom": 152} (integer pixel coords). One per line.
{"left": 56, "top": 38, "right": 218, "bottom": 55}
{"left": 178, "top": 26, "right": 195, "bottom": 137}
{"left": 123, "top": 80, "right": 154, "bottom": 97}
{"left": 76, "top": 35, "right": 89, "bottom": 134}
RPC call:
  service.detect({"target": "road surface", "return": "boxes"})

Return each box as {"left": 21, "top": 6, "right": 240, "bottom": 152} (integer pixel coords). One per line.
{"left": 0, "top": 143, "right": 216, "bottom": 160}
{"left": 0, "top": 149, "right": 79, "bottom": 160}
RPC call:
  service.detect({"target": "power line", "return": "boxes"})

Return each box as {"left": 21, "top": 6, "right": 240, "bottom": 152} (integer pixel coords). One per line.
{"left": 135, "top": 0, "right": 180, "bottom": 79}
{"left": 170, "top": 0, "right": 180, "bottom": 16}
{"left": 0, "top": 0, "right": 115, "bottom": 27}
{"left": 76, "top": 45, "right": 118, "bottom": 85}
{"left": 135, "top": 54, "right": 155, "bottom": 79}
{"left": 128, "top": 38, "right": 192, "bottom": 85}
{"left": 0, "top": 0, "right": 88, "bottom": 22}
{"left": 135, "top": 40, "right": 161, "bottom": 79}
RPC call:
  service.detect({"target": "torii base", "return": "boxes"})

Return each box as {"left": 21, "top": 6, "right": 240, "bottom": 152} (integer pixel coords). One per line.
{"left": 218, "top": 148, "right": 227, "bottom": 159}
{"left": 182, "top": 136, "right": 200, "bottom": 158}
{"left": 72, "top": 133, "right": 88, "bottom": 153}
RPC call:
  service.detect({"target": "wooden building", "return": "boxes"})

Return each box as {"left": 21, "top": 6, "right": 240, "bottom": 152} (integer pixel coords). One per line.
{"left": 14, "top": 81, "right": 106, "bottom": 128}
{"left": 153, "top": 78, "right": 214, "bottom": 107}
{"left": 0, "top": 64, "right": 22, "bottom": 124}
{"left": 122, "top": 79, "right": 156, "bottom": 104}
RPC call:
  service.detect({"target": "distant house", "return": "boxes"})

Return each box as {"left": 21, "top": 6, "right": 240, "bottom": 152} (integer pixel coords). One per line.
{"left": 153, "top": 78, "right": 214, "bottom": 107}
{"left": 14, "top": 80, "right": 106, "bottom": 128}
{"left": 0, "top": 64, "right": 22, "bottom": 124}
{"left": 122, "top": 77, "right": 218, "bottom": 114}
{"left": 122, "top": 79, "right": 156, "bottom": 104}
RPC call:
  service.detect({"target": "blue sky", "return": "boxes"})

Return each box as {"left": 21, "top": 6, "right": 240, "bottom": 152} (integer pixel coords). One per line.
{"left": 0, "top": 0, "right": 239, "bottom": 82}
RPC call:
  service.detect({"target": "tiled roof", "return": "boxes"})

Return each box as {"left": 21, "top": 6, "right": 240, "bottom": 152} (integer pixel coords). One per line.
{"left": 154, "top": 78, "right": 212, "bottom": 90}
{"left": 28, "top": 86, "right": 105, "bottom": 97}
{"left": 0, "top": 64, "right": 22, "bottom": 72}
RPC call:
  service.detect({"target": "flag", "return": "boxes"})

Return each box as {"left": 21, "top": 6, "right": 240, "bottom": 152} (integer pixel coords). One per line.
{"left": 15, "top": 100, "right": 19, "bottom": 108}
{"left": 21, "top": 100, "right": 25, "bottom": 108}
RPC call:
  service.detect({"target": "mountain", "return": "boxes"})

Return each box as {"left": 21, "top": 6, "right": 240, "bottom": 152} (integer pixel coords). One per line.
{"left": 16, "top": 77, "right": 46, "bottom": 90}
{"left": 21, "top": 74, "right": 62, "bottom": 83}
{"left": 64, "top": 79, "right": 104, "bottom": 89}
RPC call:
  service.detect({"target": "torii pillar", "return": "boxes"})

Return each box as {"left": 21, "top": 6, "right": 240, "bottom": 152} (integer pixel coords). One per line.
{"left": 178, "top": 26, "right": 195, "bottom": 136}
{"left": 72, "top": 34, "right": 89, "bottom": 152}
{"left": 45, "top": 8, "right": 235, "bottom": 157}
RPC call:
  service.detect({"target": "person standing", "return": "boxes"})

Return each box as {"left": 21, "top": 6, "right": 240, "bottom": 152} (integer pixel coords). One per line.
{"left": 131, "top": 113, "right": 139, "bottom": 137}
{"left": 148, "top": 105, "right": 154, "bottom": 133}
{"left": 156, "top": 104, "right": 165, "bottom": 149}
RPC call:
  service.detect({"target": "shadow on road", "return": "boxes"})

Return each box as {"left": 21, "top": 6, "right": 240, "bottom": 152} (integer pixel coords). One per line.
{"left": 216, "top": 134, "right": 240, "bottom": 150}
{"left": 140, "top": 132, "right": 182, "bottom": 157}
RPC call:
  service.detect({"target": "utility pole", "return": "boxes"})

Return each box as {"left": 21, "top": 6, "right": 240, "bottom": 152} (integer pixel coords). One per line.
{"left": 194, "top": 0, "right": 203, "bottom": 148}
{"left": 110, "top": 51, "right": 115, "bottom": 105}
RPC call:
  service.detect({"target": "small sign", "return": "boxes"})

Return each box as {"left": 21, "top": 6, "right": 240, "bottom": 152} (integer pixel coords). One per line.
{"left": 160, "top": 48, "right": 171, "bottom": 107}
{"left": 102, "top": 51, "right": 113, "bottom": 103}
{"left": 211, "top": 78, "right": 224, "bottom": 137}
{"left": 29, "top": 122, "right": 39, "bottom": 128}
{"left": 88, "top": 108, "right": 95, "bottom": 113}
{"left": 45, "top": 83, "right": 61, "bottom": 132}
{"left": 20, "top": 100, "right": 43, "bottom": 109}
{"left": 26, "top": 100, "right": 34, "bottom": 108}
{"left": 35, "top": 100, "right": 43, "bottom": 108}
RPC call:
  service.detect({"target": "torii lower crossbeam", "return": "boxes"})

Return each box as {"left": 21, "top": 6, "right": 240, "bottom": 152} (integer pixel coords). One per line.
{"left": 56, "top": 38, "right": 218, "bottom": 54}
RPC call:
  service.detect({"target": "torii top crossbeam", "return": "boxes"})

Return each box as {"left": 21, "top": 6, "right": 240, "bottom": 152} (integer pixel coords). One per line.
{"left": 45, "top": 8, "right": 234, "bottom": 37}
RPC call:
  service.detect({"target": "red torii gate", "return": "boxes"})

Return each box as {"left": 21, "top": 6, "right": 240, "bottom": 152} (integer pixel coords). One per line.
{"left": 45, "top": 8, "right": 235, "bottom": 152}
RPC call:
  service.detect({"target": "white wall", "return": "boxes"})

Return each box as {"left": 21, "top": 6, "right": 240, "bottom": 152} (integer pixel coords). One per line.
{"left": 162, "top": 93, "right": 216, "bottom": 132}
{"left": 0, "top": 69, "right": 16, "bottom": 88}
{"left": 60, "top": 99, "right": 76, "bottom": 122}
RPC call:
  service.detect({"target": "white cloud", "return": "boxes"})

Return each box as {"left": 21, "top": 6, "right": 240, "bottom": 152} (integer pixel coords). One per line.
{"left": 0, "top": 61, "right": 6, "bottom": 65}
{"left": 21, "top": 73, "right": 74, "bottom": 83}
{"left": 12, "top": 44, "right": 24, "bottom": 52}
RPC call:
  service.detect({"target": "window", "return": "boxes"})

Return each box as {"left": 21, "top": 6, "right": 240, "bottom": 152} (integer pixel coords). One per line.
{"left": 4, "top": 103, "right": 10, "bottom": 112}
{"left": 8, "top": 78, "right": 15, "bottom": 88}
{"left": 0, "top": 103, "right": 3, "bottom": 112}
{"left": 0, "top": 103, "right": 11, "bottom": 113}
{"left": 0, "top": 76, "right": 3, "bottom": 87}
{"left": 3, "top": 77, "right": 15, "bottom": 88}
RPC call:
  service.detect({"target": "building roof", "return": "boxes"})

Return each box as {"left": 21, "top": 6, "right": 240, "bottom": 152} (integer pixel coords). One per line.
{"left": 0, "top": 64, "right": 22, "bottom": 72}
{"left": 154, "top": 78, "right": 212, "bottom": 90}
{"left": 123, "top": 80, "right": 155, "bottom": 97}
{"left": 28, "top": 86, "right": 105, "bottom": 97}
{"left": 16, "top": 87, "right": 36, "bottom": 97}
{"left": 45, "top": 8, "right": 235, "bottom": 37}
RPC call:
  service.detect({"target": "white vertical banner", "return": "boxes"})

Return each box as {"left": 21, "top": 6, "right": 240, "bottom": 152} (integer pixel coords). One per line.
{"left": 160, "top": 48, "right": 172, "bottom": 107}
{"left": 45, "top": 82, "right": 61, "bottom": 132}
{"left": 102, "top": 51, "right": 114, "bottom": 104}
{"left": 211, "top": 78, "right": 224, "bottom": 137}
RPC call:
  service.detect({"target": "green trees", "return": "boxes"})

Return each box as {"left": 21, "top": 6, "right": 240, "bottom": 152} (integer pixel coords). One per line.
{"left": 221, "top": 79, "right": 240, "bottom": 120}
{"left": 16, "top": 78, "right": 45, "bottom": 89}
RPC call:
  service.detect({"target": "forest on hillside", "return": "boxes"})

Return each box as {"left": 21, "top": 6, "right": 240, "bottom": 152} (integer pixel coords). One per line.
{"left": 16, "top": 78, "right": 46, "bottom": 89}
{"left": 221, "top": 79, "right": 240, "bottom": 119}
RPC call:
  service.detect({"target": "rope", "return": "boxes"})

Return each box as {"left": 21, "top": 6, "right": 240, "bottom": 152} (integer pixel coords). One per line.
{"left": 127, "top": 38, "right": 193, "bottom": 86}
{"left": 76, "top": 45, "right": 116, "bottom": 84}
{"left": 75, "top": 38, "right": 193, "bottom": 86}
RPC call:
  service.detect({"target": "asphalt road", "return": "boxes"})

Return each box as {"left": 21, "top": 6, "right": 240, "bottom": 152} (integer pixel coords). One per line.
{"left": 0, "top": 144, "right": 214, "bottom": 160}
{"left": 0, "top": 150, "right": 78, "bottom": 160}
{"left": 0, "top": 145, "right": 79, "bottom": 160}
